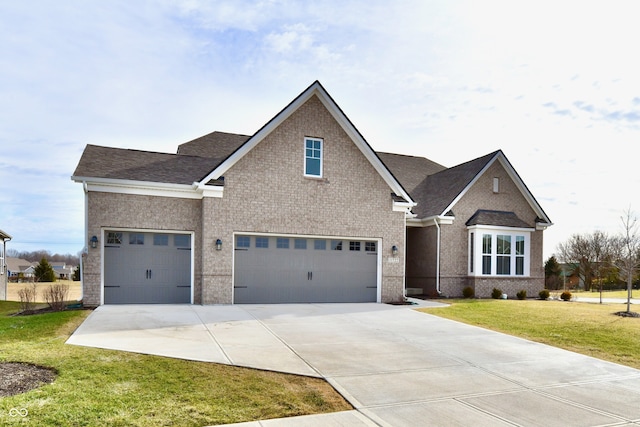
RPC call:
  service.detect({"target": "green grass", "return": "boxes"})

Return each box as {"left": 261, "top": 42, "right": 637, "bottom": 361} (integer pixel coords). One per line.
{"left": 0, "top": 303, "right": 350, "bottom": 426}
{"left": 419, "top": 299, "right": 640, "bottom": 370}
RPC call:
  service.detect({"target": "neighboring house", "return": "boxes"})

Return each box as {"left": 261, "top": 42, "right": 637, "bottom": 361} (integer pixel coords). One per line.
{"left": 6, "top": 258, "right": 36, "bottom": 281}
{"left": 51, "top": 262, "right": 76, "bottom": 280}
{"left": 559, "top": 263, "right": 583, "bottom": 289}
{"left": 72, "top": 81, "right": 552, "bottom": 306}
{"left": 0, "top": 229, "right": 11, "bottom": 300}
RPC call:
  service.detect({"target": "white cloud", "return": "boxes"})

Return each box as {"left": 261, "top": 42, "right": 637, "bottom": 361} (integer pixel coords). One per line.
{"left": 2, "top": 0, "right": 640, "bottom": 259}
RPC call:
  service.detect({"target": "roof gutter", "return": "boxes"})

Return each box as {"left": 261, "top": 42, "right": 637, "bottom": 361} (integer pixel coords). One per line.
{"left": 407, "top": 215, "right": 455, "bottom": 227}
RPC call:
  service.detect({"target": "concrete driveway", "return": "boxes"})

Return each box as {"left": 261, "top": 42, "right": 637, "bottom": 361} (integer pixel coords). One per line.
{"left": 67, "top": 302, "right": 640, "bottom": 426}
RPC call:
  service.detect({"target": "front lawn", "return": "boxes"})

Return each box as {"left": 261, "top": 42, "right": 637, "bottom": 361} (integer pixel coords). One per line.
{"left": 570, "top": 289, "right": 640, "bottom": 299}
{"left": 0, "top": 302, "right": 350, "bottom": 426}
{"left": 419, "top": 299, "right": 640, "bottom": 370}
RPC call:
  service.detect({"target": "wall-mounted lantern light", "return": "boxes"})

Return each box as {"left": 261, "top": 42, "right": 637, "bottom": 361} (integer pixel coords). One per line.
{"left": 90, "top": 235, "right": 98, "bottom": 249}
{"left": 391, "top": 245, "right": 398, "bottom": 256}
{"left": 215, "top": 239, "right": 222, "bottom": 251}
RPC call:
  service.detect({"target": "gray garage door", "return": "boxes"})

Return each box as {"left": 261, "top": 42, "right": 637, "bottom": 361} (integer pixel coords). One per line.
{"left": 104, "top": 231, "right": 191, "bottom": 304}
{"left": 234, "top": 235, "right": 377, "bottom": 303}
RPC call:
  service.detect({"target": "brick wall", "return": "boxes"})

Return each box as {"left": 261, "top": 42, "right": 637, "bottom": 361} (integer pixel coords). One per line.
{"left": 84, "top": 193, "right": 202, "bottom": 306}
{"left": 84, "top": 94, "right": 406, "bottom": 305}
{"left": 410, "top": 160, "right": 546, "bottom": 298}
{"left": 201, "top": 94, "right": 406, "bottom": 303}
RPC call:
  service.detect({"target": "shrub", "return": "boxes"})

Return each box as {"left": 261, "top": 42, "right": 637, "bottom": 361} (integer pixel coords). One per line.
{"left": 491, "top": 288, "right": 503, "bottom": 299}
{"left": 539, "top": 289, "right": 550, "bottom": 300}
{"left": 18, "top": 284, "right": 38, "bottom": 313}
{"left": 462, "top": 286, "right": 474, "bottom": 298}
{"left": 43, "top": 284, "right": 69, "bottom": 311}
{"left": 560, "top": 291, "right": 572, "bottom": 301}
{"left": 516, "top": 290, "right": 527, "bottom": 300}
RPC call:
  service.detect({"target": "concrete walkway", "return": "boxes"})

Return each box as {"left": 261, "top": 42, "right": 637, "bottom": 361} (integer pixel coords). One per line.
{"left": 68, "top": 302, "right": 640, "bottom": 426}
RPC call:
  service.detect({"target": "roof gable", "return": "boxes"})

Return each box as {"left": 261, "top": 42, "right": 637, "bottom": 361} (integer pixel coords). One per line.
{"left": 411, "top": 150, "right": 552, "bottom": 226}
{"left": 197, "top": 81, "right": 415, "bottom": 205}
{"left": 413, "top": 151, "right": 499, "bottom": 218}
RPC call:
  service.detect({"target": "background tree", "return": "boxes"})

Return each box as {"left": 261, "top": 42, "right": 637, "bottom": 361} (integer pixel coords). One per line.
{"left": 612, "top": 209, "right": 640, "bottom": 314}
{"left": 34, "top": 257, "right": 56, "bottom": 282}
{"left": 544, "top": 256, "right": 562, "bottom": 290}
{"left": 557, "top": 234, "right": 594, "bottom": 290}
{"left": 589, "top": 230, "right": 616, "bottom": 302}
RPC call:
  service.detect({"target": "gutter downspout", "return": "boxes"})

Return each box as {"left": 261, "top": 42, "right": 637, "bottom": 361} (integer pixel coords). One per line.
{"left": 2, "top": 234, "right": 10, "bottom": 301}
{"left": 402, "top": 210, "right": 408, "bottom": 300}
{"left": 434, "top": 218, "right": 441, "bottom": 295}
{"left": 80, "top": 181, "right": 89, "bottom": 303}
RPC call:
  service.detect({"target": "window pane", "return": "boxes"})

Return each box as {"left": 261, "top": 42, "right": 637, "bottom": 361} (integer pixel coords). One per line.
{"left": 314, "top": 240, "right": 326, "bottom": 250}
{"left": 129, "top": 233, "right": 144, "bottom": 245}
{"left": 153, "top": 234, "right": 168, "bottom": 246}
{"left": 497, "top": 256, "right": 510, "bottom": 275}
{"left": 365, "top": 242, "right": 377, "bottom": 252}
{"left": 516, "top": 236, "right": 525, "bottom": 255}
{"left": 107, "top": 232, "right": 122, "bottom": 244}
{"left": 482, "top": 255, "right": 491, "bottom": 274}
{"left": 236, "top": 236, "right": 250, "bottom": 248}
{"left": 516, "top": 257, "right": 524, "bottom": 275}
{"left": 174, "top": 234, "right": 190, "bottom": 247}
{"left": 470, "top": 232, "right": 474, "bottom": 273}
{"left": 497, "top": 235, "right": 511, "bottom": 254}
{"left": 305, "top": 158, "right": 321, "bottom": 176}
{"left": 331, "top": 240, "right": 342, "bottom": 251}
{"left": 294, "top": 239, "right": 307, "bottom": 249}
{"left": 482, "top": 234, "right": 492, "bottom": 254}
{"left": 256, "top": 237, "right": 269, "bottom": 248}
{"left": 349, "top": 241, "right": 361, "bottom": 251}
{"left": 277, "top": 238, "right": 289, "bottom": 249}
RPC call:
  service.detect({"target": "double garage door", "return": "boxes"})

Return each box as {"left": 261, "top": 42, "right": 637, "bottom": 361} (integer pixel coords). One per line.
{"left": 234, "top": 235, "right": 378, "bottom": 303}
{"left": 103, "top": 231, "right": 192, "bottom": 304}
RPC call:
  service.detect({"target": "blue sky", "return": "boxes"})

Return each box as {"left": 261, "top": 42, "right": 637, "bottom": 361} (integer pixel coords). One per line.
{"left": 1, "top": 1, "right": 639, "bottom": 259}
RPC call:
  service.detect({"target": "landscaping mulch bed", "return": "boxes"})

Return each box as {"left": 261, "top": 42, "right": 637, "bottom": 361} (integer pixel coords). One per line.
{"left": 614, "top": 311, "right": 640, "bottom": 318}
{"left": 0, "top": 363, "right": 57, "bottom": 397}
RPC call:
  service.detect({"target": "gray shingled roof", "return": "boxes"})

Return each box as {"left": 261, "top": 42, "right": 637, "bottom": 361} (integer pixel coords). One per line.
{"left": 376, "top": 152, "right": 446, "bottom": 195}
{"left": 72, "top": 145, "right": 219, "bottom": 185}
{"left": 412, "top": 151, "right": 500, "bottom": 218}
{"left": 177, "top": 131, "right": 249, "bottom": 159}
{"left": 74, "top": 135, "right": 544, "bottom": 224}
{"left": 466, "top": 210, "right": 533, "bottom": 228}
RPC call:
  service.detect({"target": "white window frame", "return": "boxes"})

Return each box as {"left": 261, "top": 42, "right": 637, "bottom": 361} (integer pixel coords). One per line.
{"left": 304, "top": 137, "right": 323, "bottom": 178}
{"left": 468, "top": 226, "right": 532, "bottom": 277}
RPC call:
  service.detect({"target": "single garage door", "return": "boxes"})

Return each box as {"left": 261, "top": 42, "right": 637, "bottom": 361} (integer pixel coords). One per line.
{"left": 234, "top": 235, "right": 378, "bottom": 303}
{"left": 104, "top": 231, "right": 191, "bottom": 304}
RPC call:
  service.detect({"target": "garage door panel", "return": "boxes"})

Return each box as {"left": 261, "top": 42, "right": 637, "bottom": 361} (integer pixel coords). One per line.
{"left": 104, "top": 231, "right": 191, "bottom": 304}
{"left": 234, "top": 235, "right": 377, "bottom": 304}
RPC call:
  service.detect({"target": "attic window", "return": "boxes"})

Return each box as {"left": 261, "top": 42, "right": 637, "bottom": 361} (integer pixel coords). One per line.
{"left": 304, "top": 138, "right": 323, "bottom": 177}
{"left": 493, "top": 177, "right": 500, "bottom": 193}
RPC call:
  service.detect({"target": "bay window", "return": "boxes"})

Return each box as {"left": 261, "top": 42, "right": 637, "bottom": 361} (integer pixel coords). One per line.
{"left": 469, "top": 227, "right": 531, "bottom": 276}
